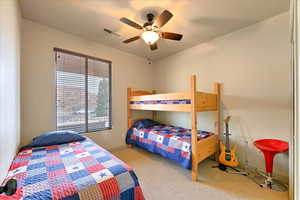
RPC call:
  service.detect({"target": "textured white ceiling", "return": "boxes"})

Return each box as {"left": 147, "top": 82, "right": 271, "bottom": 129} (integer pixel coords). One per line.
{"left": 20, "top": 0, "right": 289, "bottom": 60}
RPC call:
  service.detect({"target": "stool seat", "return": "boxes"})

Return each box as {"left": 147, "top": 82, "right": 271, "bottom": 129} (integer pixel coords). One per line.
{"left": 254, "top": 139, "right": 288, "bottom": 175}
{"left": 254, "top": 139, "right": 288, "bottom": 153}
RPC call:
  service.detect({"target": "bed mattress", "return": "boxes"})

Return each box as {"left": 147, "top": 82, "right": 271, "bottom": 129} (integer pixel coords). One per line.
{"left": 130, "top": 99, "right": 191, "bottom": 105}
{"left": 126, "top": 125, "right": 213, "bottom": 169}
{"left": 0, "top": 139, "right": 144, "bottom": 200}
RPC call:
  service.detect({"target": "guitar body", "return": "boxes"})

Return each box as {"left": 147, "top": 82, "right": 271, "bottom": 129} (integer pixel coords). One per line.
{"left": 218, "top": 116, "right": 239, "bottom": 168}
{"left": 219, "top": 142, "right": 239, "bottom": 168}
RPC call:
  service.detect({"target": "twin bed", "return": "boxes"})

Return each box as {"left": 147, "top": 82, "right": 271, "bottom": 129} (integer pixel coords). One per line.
{"left": 0, "top": 138, "right": 144, "bottom": 200}
{"left": 127, "top": 75, "right": 221, "bottom": 181}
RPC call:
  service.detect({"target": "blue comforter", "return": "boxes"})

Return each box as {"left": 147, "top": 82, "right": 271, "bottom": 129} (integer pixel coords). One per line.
{"left": 126, "top": 124, "right": 213, "bottom": 169}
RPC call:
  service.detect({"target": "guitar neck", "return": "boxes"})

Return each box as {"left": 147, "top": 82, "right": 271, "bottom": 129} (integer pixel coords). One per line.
{"left": 225, "top": 123, "right": 230, "bottom": 152}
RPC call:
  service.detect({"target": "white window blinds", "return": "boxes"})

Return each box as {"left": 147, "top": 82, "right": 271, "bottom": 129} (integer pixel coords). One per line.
{"left": 55, "top": 48, "right": 112, "bottom": 133}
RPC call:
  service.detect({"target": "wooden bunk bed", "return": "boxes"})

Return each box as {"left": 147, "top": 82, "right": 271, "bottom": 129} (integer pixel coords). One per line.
{"left": 127, "top": 75, "right": 221, "bottom": 181}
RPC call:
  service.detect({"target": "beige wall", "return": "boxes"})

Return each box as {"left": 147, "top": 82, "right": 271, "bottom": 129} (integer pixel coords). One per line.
{"left": 153, "top": 12, "right": 291, "bottom": 179}
{"left": 0, "top": 0, "right": 21, "bottom": 181}
{"left": 21, "top": 19, "right": 153, "bottom": 151}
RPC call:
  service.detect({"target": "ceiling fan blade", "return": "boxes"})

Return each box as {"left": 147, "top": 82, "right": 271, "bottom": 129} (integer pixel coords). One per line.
{"left": 155, "top": 10, "right": 173, "bottom": 28}
{"left": 120, "top": 17, "right": 143, "bottom": 30}
{"left": 123, "top": 36, "right": 140, "bottom": 43}
{"left": 104, "top": 28, "right": 121, "bottom": 37}
{"left": 150, "top": 43, "right": 158, "bottom": 51}
{"left": 161, "top": 32, "right": 183, "bottom": 40}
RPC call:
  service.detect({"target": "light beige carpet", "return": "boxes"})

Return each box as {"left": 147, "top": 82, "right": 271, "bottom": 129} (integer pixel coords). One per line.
{"left": 113, "top": 147, "right": 288, "bottom": 200}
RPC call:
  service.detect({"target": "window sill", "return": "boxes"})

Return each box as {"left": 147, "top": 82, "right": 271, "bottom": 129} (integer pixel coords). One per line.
{"left": 82, "top": 127, "right": 112, "bottom": 135}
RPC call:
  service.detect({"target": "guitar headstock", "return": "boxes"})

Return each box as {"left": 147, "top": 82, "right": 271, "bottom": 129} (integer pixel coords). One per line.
{"left": 224, "top": 116, "right": 231, "bottom": 124}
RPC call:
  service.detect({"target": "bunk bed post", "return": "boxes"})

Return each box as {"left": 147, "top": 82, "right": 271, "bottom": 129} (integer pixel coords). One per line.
{"left": 127, "top": 88, "right": 133, "bottom": 148}
{"left": 191, "top": 75, "right": 198, "bottom": 181}
{"left": 127, "top": 88, "right": 132, "bottom": 129}
{"left": 214, "top": 83, "right": 221, "bottom": 161}
{"left": 152, "top": 90, "right": 157, "bottom": 120}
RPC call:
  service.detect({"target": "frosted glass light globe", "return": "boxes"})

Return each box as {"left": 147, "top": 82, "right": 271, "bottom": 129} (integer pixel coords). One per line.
{"left": 141, "top": 31, "right": 159, "bottom": 45}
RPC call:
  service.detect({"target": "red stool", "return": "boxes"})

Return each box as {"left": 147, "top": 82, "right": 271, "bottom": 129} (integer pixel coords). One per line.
{"left": 253, "top": 139, "right": 288, "bottom": 191}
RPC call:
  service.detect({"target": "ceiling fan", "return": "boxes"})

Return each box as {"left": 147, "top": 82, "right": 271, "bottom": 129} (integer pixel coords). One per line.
{"left": 120, "top": 10, "right": 183, "bottom": 51}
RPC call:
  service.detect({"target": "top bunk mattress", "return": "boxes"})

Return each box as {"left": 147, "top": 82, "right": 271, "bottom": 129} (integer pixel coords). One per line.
{"left": 130, "top": 99, "right": 191, "bottom": 105}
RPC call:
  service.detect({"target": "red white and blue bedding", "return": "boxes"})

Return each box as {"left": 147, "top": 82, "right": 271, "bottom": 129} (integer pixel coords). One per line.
{"left": 1, "top": 139, "right": 144, "bottom": 200}
{"left": 130, "top": 99, "right": 191, "bottom": 105}
{"left": 126, "top": 124, "right": 213, "bottom": 169}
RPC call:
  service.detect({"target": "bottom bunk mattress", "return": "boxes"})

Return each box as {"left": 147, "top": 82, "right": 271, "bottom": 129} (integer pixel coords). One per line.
{"left": 1, "top": 139, "right": 144, "bottom": 200}
{"left": 126, "top": 124, "right": 213, "bottom": 169}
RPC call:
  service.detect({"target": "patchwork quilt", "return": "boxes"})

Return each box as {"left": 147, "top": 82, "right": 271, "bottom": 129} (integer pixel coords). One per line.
{"left": 0, "top": 139, "right": 144, "bottom": 200}
{"left": 130, "top": 99, "right": 191, "bottom": 105}
{"left": 126, "top": 125, "right": 213, "bottom": 169}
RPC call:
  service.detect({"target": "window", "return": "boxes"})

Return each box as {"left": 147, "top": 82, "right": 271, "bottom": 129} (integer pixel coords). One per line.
{"left": 54, "top": 48, "right": 112, "bottom": 133}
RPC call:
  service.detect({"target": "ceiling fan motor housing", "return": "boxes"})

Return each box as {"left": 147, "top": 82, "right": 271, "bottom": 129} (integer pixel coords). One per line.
{"left": 143, "top": 13, "right": 156, "bottom": 30}
{"left": 146, "top": 13, "right": 154, "bottom": 22}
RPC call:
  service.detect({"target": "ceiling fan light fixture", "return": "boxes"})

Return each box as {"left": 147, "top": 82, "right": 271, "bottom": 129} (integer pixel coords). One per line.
{"left": 121, "top": 10, "right": 181, "bottom": 51}
{"left": 141, "top": 31, "right": 159, "bottom": 45}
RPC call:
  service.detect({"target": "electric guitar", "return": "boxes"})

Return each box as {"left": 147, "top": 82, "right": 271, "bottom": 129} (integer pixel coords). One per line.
{"left": 219, "top": 116, "right": 239, "bottom": 168}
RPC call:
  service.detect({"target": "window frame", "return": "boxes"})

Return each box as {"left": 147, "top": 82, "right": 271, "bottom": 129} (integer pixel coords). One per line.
{"left": 54, "top": 47, "right": 112, "bottom": 133}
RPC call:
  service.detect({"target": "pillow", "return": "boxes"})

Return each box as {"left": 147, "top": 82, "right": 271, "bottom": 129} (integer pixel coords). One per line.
{"left": 29, "top": 130, "right": 86, "bottom": 147}
{"left": 133, "top": 119, "right": 161, "bottom": 129}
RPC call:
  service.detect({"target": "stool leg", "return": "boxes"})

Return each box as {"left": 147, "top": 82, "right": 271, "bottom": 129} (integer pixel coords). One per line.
{"left": 262, "top": 151, "right": 276, "bottom": 175}
{"left": 261, "top": 151, "right": 277, "bottom": 188}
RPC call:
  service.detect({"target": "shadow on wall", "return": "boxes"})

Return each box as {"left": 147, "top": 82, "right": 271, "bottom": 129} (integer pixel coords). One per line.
{"left": 223, "top": 95, "right": 290, "bottom": 110}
